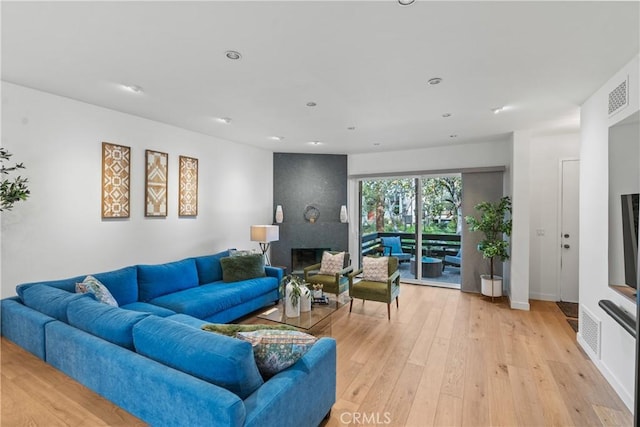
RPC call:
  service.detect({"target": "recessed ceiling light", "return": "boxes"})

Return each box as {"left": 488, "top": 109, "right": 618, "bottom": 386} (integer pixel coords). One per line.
{"left": 449, "top": 134, "right": 458, "bottom": 138}
{"left": 308, "top": 141, "right": 323, "bottom": 145}
{"left": 225, "top": 50, "right": 242, "bottom": 60}
{"left": 427, "top": 77, "right": 443, "bottom": 85}
{"left": 306, "top": 102, "right": 317, "bottom": 107}
{"left": 269, "top": 136, "right": 284, "bottom": 141}
{"left": 215, "top": 117, "right": 232, "bottom": 124}
{"left": 398, "top": 0, "right": 416, "bottom": 5}
{"left": 492, "top": 107, "right": 502, "bottom": 114}
{"left": 442, "top": 113, "right": 452, "bottom": 118}
{"left": 347, "top": 126, "right": 356, "bottom": 130}
{"left": 122, "top": 84, "right": 143, "bottom": 94}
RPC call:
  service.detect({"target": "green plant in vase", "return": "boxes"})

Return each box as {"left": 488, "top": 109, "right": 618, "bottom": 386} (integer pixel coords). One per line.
{"left": 0, "top": 148, "right": 30, "bottom": 211}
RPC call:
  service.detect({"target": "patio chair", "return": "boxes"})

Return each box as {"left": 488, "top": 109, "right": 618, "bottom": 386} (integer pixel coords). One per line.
{"left": 379, "top": 236, "right": 411, "bottom": 262}
{"left": 443, "top": 249, "right": 461, "bottom": 270}
{"left": 348, "top": 256, "right": 400, "bottom": 320}
{"left": 304, "top": 251, "right": 353, "bottom": 307}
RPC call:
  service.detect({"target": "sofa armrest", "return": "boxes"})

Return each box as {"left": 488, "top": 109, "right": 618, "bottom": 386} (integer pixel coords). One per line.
{"left": 265, "top": 266, "right": 284, "bottom": 283}
{"left": 243, "top": 337, "right": 336, "bottom": 427}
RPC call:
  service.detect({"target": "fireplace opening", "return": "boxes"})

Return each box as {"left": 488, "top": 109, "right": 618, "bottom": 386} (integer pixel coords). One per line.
{"left": 291, "top": 248, "right": 330, "bottom": 273}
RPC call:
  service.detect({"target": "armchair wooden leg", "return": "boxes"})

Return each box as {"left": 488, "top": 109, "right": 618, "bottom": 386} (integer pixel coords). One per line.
{"left": 396, "top": 297, "right": 399, "bottom": 309}
{"left": 387, "top": 303, "right": 391, "bottom": 320}
{"left": 349, "top": 298, "right": 353, "bottom": 313}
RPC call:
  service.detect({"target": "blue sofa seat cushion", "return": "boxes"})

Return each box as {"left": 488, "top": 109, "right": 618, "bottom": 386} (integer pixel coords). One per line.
{"left": 192, "top": 251, "right": 229, "bottom": 285}
{"left": 92, "top": 266, "right": 138, "bottom": 306}
{"left": 21, "top": 285, "right": 91, "bottom": 323}
{"left": 67, "top": 297, "right": 149, "bottom": 350}
{"left": 132, "top": 316, "right": 264, "bottom": 399}
{"left": 148, "top": 277, "right": 278, "bottom": 320}
{"left": 137, "top": 258, "right": 199, "bottom": 302}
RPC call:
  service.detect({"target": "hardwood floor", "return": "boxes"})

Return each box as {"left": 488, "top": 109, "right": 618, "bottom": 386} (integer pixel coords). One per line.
{"left": 1, "top": 284, "right": 633, "bottom": 426}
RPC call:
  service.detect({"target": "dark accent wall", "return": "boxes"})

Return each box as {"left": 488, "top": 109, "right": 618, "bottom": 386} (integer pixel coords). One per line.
{"left": 271, "top": 153, "right": 349, "bottom": 272}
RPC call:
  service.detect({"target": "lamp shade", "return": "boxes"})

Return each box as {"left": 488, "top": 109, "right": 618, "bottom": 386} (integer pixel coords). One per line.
{"left": 250, "top": 225, "right": 279, "bottom": 242}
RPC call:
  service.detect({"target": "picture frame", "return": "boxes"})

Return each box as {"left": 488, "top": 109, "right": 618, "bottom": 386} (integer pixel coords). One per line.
{"left": 101, "top": 142, "right": 131, "bottom": 218}
{"left": 179, "top": 155, "right": 198, "bottom": 216}
{"left": 145, "top": 149, "right": 168, "bottom": 217}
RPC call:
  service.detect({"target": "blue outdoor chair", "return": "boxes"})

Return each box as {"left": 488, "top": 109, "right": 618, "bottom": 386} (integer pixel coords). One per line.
{"left": 444, "top": 249, "right": 461, "bottom": 270}
{"left": 380, "top": 236, "right": 411, "bottom": 262}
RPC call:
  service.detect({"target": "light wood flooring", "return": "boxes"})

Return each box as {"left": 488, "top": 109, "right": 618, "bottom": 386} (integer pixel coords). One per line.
{"left": 1, "top": 284, "right": 634, "bottom": 426}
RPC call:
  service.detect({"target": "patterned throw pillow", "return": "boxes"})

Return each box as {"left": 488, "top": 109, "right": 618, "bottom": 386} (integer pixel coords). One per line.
{"left": 236, "top": 329, "right": 317, "bottom": 378}
{"left": 201, "top": 323, "right": 297, "bottom": 337}
{"left": 319, "top": 251, "right": 345, "bottom": 275}
{"left": 75, "top": 275, "right": 118, "bottom": 306}
{"left": 362, "top": 256, "right": 389, "bottom": 282}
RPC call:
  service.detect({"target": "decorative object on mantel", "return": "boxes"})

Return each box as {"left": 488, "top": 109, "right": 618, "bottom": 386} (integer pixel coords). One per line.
{"left": 304, "top": 205, "right": 320, "bottom": 223}
{"left": 101, "top": 142, "right": 130, "bottom": 218}
{"left": 145, "top": 149, "right": 168, "bottom": 217}
{"left": 178, "top": 155, "right": 198, "bottom": 216}
{"left": 275, "top": 205, "right": 284, "bottom": 223}
{"left": 340, "top": 205, "right": 348, "bottom": 223}
{"left": 0, "top": 147, "right": 30, "bottom": 211}
{"left": 250, "top": 225, "right": 279, "bottom": 265}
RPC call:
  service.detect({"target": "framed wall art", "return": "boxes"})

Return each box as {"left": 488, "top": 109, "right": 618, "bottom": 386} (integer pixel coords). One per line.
{"left": 101, "top": 142, "right": 131, "bottom": 218}
{"left": 145, "top": 149, "right": 168, "bottom": 217}
{"left": 179, "top": 155, "right": 198, "bottom": 216}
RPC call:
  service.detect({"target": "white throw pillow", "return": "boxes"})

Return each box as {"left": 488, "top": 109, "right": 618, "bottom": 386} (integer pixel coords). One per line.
{"left": 319, "top": 251, "right": 345, "bottom": 275}
{"left": 362, "top": 257, "right": 389, "bottom": 282}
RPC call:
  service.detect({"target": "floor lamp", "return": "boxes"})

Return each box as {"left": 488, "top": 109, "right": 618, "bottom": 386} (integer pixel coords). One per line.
{"left": 250, "top": 225, "right": 279, "bottom": 266}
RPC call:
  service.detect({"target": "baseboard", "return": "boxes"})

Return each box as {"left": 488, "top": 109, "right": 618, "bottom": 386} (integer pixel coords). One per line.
{"left": 528, "top": 291, "right": 558, "bottom": 301}
{"left": 577, "top": 333, "right": 635, "bottom": 411}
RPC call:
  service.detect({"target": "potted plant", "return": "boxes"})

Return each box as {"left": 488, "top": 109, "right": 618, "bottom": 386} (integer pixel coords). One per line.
{"left": 465, "top": 196, "right": 512, "bottom": 298}
{"left": 0, "top": 148, "right": 30, "bottom": 211}
{"left": 280, "top": 274, "right": 310, "bottom": 317}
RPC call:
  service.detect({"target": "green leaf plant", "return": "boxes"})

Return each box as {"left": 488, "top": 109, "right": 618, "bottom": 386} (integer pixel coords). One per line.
{"left": 465, "top": 196, "right": 512, "bottom": 280}
{"left": 0, "top": 148, "right": 30, "bottom": 211}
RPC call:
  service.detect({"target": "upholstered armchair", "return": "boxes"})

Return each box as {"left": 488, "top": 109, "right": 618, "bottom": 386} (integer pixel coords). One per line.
{"left": 348, "top": 256, "right": 400, "bottom": 320}
{"left": 304, "top": 251, "right": 353, "bottom": 307}
{"left": 380, "top": 236, "right": 411, "bottom": 262}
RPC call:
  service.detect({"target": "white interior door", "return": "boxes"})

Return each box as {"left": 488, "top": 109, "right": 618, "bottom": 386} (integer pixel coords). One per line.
{"left": 560, "top": 159, "right": 580, "bottom": 302}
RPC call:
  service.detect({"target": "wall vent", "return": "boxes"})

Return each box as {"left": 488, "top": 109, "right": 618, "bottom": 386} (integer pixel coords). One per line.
{"left": 608, "top": 77, "right": 629, "bottom": 117}
{"left": 580, "top": 305, "right": 601, "bottom": 358}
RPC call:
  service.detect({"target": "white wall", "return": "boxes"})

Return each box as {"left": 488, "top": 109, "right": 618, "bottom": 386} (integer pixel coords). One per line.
{"left": 529, "top": 132, "right": 580, "bottom": 300}
{"left": 579, "top": 55, "right": 639, "bottom": 410}
{"left": 1, "top": 83, "right": 274, "bottom": 298}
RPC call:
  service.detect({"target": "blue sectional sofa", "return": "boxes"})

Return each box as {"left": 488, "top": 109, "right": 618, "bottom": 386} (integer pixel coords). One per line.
{"left": 1, "top": 250, "right": 337, "bottom": 427}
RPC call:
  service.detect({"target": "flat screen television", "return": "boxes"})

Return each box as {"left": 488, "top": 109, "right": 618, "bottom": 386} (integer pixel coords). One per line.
{"left": 620, "top": 193, "right": 639, "bottom": 289}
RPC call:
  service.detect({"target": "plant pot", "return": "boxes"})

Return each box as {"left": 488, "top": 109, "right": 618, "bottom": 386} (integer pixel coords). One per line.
{"left": 285, "top": 283, "right": 300, "bottom": 318}
{"left": 300, "top": 286, "right": 312, "bottom": 313}
{"left": 480, "top": 274, "right": 502, "bottom": 297}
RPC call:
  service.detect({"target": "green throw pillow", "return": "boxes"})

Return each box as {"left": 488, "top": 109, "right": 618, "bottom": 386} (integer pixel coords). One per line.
{"left": 219, "top": 254, "right": 266, "bottom": 282}
{"left": 201, "top": 323, "right": 297, "bottom": 337}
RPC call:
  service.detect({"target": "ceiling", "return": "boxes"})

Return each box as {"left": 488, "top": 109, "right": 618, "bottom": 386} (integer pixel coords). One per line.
{"left": 2, "top": 1, "right": 638, "bottom": 155}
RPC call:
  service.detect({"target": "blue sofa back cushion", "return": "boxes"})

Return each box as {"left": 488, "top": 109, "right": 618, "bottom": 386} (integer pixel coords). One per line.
{"left": 137, "top": 258, "right": 199, "bottom": 302}
{"left": 193, "top": 251, "right": 229, "bottom": 285}
{"left": 16, "top": 275, "right": 85, "bottom": 301}
{"left": 21, "top": 285, "right": 92, "bottom": 323}
{"left": 132, "top": 316, "right": 264, "bottom": 399}
{"left": 67, "top": 297, "right": 149, "bottom": 350}
{"left": 92, "top": 266, "right": 138, "bottom": 306}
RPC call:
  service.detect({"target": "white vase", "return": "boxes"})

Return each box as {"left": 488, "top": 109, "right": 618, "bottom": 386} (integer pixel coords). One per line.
{"left": 480, "top": 274, "right": 503, "bottom": 297}
{"left": 340, "top": 205, "right": 348, "bottom": 223}
{"left": 275, "top": 205, "right": 284, "bottom": 224}
{"left": 285, "top": 283, "right": 300, "bottom": 317}
{"left": 300, "top": 286, "right": 311, "bottom": 312}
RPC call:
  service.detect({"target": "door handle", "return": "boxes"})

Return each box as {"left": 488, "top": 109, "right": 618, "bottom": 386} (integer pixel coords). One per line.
{"left": 563, "top": 244, "right": 570, "bottom": 249}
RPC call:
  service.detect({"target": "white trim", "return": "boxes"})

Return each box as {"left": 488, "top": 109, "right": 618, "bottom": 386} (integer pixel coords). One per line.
{"left": 529, "top": 291, "right": 558, "bottom": 301}
{"left": 510, "top": 300, "right": 531, "bottom": 310}
{"left": 577, "top": 334, "right": 634, "bottom": 411}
